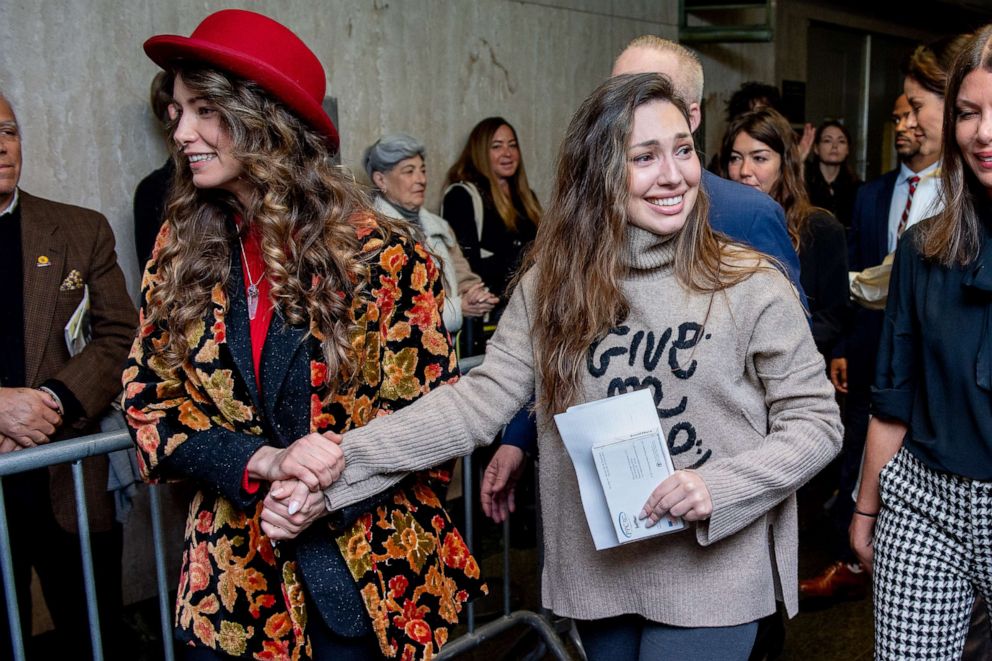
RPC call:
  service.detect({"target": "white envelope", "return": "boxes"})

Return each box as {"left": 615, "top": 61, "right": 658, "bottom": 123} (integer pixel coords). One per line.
{"left": 554, "top": 389, "right": 685, "bottom": 550}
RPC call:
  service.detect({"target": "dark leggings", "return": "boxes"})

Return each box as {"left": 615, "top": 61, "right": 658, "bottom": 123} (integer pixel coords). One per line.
{"left": 576, "top": 614, "right": 758, "bottom": 661}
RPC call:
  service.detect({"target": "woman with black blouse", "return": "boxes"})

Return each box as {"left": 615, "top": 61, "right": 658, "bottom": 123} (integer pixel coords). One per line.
{"left": 850, "top": 25, "right": 992, "bottom": 659}
{"left": 441, "top": 117, "right": 542, "bottom": 354}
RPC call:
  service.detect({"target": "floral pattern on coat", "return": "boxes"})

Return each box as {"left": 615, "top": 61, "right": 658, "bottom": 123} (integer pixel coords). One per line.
{"left": 123, "top": 213, "right": 486, "bottom": 660}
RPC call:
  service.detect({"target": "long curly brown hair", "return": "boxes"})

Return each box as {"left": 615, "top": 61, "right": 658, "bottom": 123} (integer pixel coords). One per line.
{"left": 527, "top": 73, "right": 770, "bottom": 416}
{"left": 145, "top": 67, "right": 405, "bottom": 380}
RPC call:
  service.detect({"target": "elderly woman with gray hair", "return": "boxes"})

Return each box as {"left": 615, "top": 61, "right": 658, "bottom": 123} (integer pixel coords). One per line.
{"left": 364, "top": 133, "right": 498, "bottom": 333}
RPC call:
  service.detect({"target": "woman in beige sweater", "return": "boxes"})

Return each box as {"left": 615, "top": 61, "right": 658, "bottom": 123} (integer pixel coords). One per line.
{"left": 264, "top": 73, "right": 842, "bottom": 660}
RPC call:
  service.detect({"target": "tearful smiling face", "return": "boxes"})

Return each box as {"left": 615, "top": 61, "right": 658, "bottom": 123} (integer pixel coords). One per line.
{"left": 625, "top": 100, "right": 701, "bottom": 236}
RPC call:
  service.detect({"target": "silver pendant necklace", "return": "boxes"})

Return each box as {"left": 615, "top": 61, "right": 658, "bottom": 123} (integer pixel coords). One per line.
{"left": 238, "top": 236, "right": 264, "bottom": 321}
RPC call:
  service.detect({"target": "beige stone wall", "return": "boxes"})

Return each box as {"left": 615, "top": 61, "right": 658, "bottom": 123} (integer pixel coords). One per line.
{"left": 0, "top": 0, "right": 674, "bottom": 301}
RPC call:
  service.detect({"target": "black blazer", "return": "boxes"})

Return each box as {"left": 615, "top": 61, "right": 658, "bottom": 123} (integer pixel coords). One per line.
{"left": 220, "top": 252, "right": 389, "bottom": 636}
{"left": 841, "top": 169, "right": 898, "bottom": 388}
{"left": 849, "top": 169, "right": 898, "bottom": 272}
{"left": 132, "top": 160, "right": 174, "bottom": 273}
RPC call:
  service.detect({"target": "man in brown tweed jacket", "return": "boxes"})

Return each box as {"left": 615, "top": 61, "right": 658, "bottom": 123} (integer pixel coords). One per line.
{"left": 0, "top": 91, "right": 136, "bottom": 658}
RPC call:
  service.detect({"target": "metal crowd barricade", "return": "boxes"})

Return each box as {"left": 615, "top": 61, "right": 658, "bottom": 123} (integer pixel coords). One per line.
{"left": 0, "top": 351, "right": 572, "bottom": 660}
{"left": 0, "top": 429, "right": 175, "bottom": 661}
{"left": 437, "top": 354, "right": 575, "bottom": 660}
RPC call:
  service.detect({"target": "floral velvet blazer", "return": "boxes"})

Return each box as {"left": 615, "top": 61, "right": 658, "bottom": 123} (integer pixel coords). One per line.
{"left": 123, "top": 214, "right": 486, "bottom": 661}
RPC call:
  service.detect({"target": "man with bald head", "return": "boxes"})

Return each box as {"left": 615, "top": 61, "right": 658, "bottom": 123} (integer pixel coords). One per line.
{"left": 0, "top": 91, "right": 135, "bottom": 658}
{"left": 612, "top": 36, "right": 802, "bottom": 291}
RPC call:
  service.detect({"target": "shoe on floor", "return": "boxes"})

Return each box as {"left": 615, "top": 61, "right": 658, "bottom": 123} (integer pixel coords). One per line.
{"left": 799, "top": 561, "right": 869, "bottom": 600}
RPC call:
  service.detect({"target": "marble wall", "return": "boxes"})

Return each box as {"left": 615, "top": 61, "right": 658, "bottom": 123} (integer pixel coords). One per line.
{"left": 0, "top": 0, "right": 676, "bottom": 300}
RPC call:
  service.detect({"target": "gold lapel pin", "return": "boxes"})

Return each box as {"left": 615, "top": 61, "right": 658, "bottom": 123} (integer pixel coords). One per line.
{"left": 37, "top": 255, "right": 51, "bottom": 267}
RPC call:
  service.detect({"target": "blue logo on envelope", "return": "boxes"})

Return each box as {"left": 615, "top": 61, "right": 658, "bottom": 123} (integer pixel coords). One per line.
{"left": 618, "top": 512, "right": 634, "bottom": 538}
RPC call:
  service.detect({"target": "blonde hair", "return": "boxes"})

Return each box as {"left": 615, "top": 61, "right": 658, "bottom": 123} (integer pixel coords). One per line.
{"left": 445, "top": 117, "right": 542, "bottom": 232}
{"left": 617, "top": 35, "right": 704, "bottom": 105}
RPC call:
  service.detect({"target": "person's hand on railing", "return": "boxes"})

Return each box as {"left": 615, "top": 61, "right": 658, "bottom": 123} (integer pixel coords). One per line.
{"left": 246, "top": 431, "right": 344, "bottom": 491}
{"left": 0, "top": 434, "right": 19, "bottom": 454}
{"left": 0, "top": 387, "right": 61, "bottom": 448}
{"left": 481, "top": 444, "right": 526, "bottom": 523}
{"left": 260, "top": 478, "right": 328, "bottom": 540}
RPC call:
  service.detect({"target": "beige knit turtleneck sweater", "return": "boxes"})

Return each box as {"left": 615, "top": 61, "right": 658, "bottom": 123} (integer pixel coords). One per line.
{"left": 326, "top": 225, "right": 842, "bottom": 625}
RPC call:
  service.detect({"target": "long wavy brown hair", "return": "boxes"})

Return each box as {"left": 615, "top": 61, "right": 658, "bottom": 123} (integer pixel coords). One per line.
{"left": 721, "top": 107, "right": 818, "bottom": 253}
{"left": 146, "top": 67, "right": 405, "bottom": 380}
{"left": 528, "top": 73, "right": 770, "bottom": 416}
{"left": 918, "top": 25, "right": 992, "bottom": 266}
{"left": 445, "top": 117, "right": 543, "bottom": 231}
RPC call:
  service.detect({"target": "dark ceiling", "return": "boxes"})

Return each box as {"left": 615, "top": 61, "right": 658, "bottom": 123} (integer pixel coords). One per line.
{"left": 832, "top": 0, "right": 992, "bottom": 34}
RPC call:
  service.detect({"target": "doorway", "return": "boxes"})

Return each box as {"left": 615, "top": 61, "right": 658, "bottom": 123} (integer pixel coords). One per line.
{"left": 806, "top": 22, "right": 914, "bottom": 180}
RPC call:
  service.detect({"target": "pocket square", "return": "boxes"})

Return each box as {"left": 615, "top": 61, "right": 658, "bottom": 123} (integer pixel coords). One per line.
{"left": 60, "top": 269, "right": 84, "bottom": 291}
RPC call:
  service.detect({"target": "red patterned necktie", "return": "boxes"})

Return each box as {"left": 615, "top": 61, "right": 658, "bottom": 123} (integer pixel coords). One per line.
{"left": 897, "top": 175, "right": 920, "bottom": 238}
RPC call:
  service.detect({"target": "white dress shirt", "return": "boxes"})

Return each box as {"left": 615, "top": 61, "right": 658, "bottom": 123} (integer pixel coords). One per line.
{"left": 0, "top": 188, "right": 19, "bottom": 217}
{"left": 887, "top": 161, "right": 942, "bottom": 253}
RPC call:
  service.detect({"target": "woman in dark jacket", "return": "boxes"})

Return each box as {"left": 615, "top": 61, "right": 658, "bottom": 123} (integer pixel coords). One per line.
{"left": 805, "top": 120, "right": 861, "bottom": 228}
{"left": 850, "top": 26, "right": 992, "bottom": 659}
{"left": 723, "top": 108, "right": 849, "bottom": 360}
{"left": 441, "top": 118, "right": 542, "bottom": 354}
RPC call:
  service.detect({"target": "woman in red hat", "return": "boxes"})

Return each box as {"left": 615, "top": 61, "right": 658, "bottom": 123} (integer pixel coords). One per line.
{"left": 123, "top": 9, "right": 485, "bottom": 660}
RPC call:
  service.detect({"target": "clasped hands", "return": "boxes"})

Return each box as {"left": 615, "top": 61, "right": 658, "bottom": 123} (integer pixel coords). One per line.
{"left": 248, "top": 430, "right": 345, "bottom": 541}
{"left": 461, "top": 283, "right": 499, "bottom": 318}
{"left": 0, "top": 387, "right": 63, "bottom": 453}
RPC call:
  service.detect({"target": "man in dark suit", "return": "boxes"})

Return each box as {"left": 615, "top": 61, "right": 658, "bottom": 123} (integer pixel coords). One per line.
{"left": 0, "top": 92, "right": 136, "bottom": 658}
{"left": 801, "top": 93, "right": 938, "bottom": 599}
{"left": 132, "top": 71, "right": 174, "bottom": 273}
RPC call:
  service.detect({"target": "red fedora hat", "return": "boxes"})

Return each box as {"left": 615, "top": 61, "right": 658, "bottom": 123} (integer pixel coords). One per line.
{"left": 144, "top": 9, "right": 339, "bottom": 151}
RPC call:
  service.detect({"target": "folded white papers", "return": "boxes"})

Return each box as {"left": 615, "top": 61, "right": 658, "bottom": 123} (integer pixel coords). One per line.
{"left": 64, "top": 285, "right": 91, "bottom": 357}
{"left": 554, "top": 389, "right": 685, "bottom": 550}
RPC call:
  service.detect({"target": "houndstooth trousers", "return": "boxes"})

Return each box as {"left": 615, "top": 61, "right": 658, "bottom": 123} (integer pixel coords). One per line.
{"left": 873, "top": 447, "right": 992, "bottom": 660}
